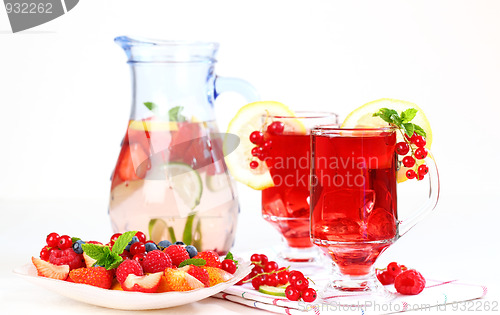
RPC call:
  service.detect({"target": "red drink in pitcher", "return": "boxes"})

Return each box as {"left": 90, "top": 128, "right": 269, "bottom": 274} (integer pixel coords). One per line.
{"left": 311, "top": 129, "right": 398, "bottom": 275}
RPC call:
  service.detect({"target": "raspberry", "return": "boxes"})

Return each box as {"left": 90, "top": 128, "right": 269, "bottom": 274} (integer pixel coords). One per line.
{"left": 193, "top": 251, "right": 221, "bottom": 268}
{"left": 376, "top": 269, "right": 395, "bottom": 285}
{"left": 386, "top": 262, "right": 402, "bottom": 277}
{"left": 49, "top": 248, "right": 84, "bottom": 270}
{"left": 164, "top": 245, "right": 190, "bottom": 267}
{"left": 143, "top": 250, "right": 172, "bottom": 273}
{"left": 116, "top": 259, "right": 143, "bottom": 284}
{"left": 394, "top": 269, "right": 426, "bottom": 295}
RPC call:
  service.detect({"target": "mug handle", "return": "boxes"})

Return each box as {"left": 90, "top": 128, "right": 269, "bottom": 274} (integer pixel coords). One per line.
{"left": 398, "top": 151, "right": 440, "bottom": 236}
{"left": 214, "top": 76, "right": 260, "bottom": 103}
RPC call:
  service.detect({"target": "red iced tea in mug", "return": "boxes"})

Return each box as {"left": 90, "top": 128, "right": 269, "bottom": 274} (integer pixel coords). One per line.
{"left": 262, "top": 133, "right": 312, "bottom": 248}
{"left": 311, "top": 130, "right": 398, "bottom": 276}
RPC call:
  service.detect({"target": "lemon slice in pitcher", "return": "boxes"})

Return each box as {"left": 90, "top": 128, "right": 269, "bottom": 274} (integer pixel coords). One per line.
{"left": 342, "top": 98, "right": 433, "bottom": 183}
{"left": 224, "top": 101, "right": 297, "bottom": 190}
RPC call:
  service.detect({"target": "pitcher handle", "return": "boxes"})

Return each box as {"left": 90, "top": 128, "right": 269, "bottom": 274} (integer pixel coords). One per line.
{"left": 398, "top": 151, "right": 440, "bottom": 236}
{"left": 215, "top": 76, "right": 260, "bottom": 102}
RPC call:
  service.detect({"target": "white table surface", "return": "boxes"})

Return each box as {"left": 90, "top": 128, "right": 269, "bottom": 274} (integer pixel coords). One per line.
{"left": 1, "top": 189, "right": 499, "bottom": 314}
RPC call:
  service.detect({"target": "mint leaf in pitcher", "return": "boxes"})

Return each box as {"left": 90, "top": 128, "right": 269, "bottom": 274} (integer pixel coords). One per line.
{"left": 143, "top": 102, "right": 157, "bottom": 111}
{"left": 168, "top": 106, "right": 187, "bottom": 122}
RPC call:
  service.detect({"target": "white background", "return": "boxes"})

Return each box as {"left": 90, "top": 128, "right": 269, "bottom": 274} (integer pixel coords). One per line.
{"left": 1, "top": 1, "right": 500, "bottom": 314}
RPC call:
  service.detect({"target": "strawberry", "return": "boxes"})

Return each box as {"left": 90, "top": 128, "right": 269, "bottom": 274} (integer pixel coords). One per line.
{"left": 32, "top": 257, "right": 69, "bottom": 280}
{"left": 164, "top": 245, "right": 189, "bottom": 267}
{"left": 159, "top": 268, "right": 204, "bottom": 292}
{"left": 116, "top": 259, "right": 143, "bottom": 284}
{"left": 122, "top": 272, "right": 163, "bottom": 293}
{"left": 179, "top": 265, "right": 210, "bottom": 287}
{"left": 143, "top": 250, "right": 172, "bottom": 273}
{"left": 69, "top": 267, "right": 114, "bottom": 289}
{"left": 194, "top": 251, "right": 221, "bottom": 268}
{"left": 49, "top": 248, "right": 84, "bottom": 270}
{"left": 201, "top": 266, "right": 233, "bottom": 286}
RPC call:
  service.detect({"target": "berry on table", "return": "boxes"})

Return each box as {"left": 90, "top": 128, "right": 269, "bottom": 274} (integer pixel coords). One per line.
{"left": 57, "top": 235, "right": 73, "bottom": 250}
{"left": 252, "top": 275, "right": 266, "bottom": 290}
{"left": 277, "top": 270, "right": 289, "bottom": 285}
{"left": 288, "top": 270, "right": 304, "bottom": 284}
{"left": 402, "top": 156, "right": 416, "bottom": 168}
{"left": 394, "top": 269, "right": 426, "bottom": 295}
{"left": 249, "top": 161, "right": 259, "bottom": 169}
{"left": 46, "top": 232, "right": 60, "bottom": 248}
{"left": 396, "top": 142, "right": 410, "bottom": 155}
{"left": 376, "top": 270, "right": 395, "bottom": 285}
{"left": 301, "top": 288, "right": 317, "bottom": 302}
{"left": 264, "top": 273, "right": 279, "bottom": 287}
{"left": 291, "top": 277, "right": 309, "bottom": 291}
{"left": 251, "top": 146, "right": 263, "bottom": 158}
{"left": 267, "top": 121, "right": 285, "bottom": 135}
{"left": 221, "top": 259, "right": 237, "bottom": 274}
{"left": 249, "top": 131, "right": 264, "bottom": 145}
{"left": 386, "top": 262, "right": 402, "bottom": 277}
{"left": 185, "top": 245, "right": 198, "bottom": 258}
{"left": 285, "top": 285, "right": 301, "bottom": 301}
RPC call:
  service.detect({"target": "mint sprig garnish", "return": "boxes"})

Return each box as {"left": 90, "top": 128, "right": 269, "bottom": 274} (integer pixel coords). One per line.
{"left": 81, "top": 231, "right": 136, "bottom": 270}
{"left": 373, "top": 108, "right": 426, "bottom": 138}
{"left": 178, "top": 258, "right": 207, "bottom": 268}
{"left": 224, "top": 251, "right": 238, "bottom": 266}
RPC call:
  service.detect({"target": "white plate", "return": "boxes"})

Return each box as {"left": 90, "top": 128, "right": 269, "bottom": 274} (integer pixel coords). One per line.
{"left": 13, "top": 259, "right": 252, "bottom": 310}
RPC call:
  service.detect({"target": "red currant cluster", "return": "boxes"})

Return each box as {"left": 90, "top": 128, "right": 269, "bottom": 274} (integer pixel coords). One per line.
{"left": 40, "top": 233, "right": 73, "bottom": 260}
{"left": 396, "top": 133, "right": 429, "bottom": 180}
{"left": 236, "top": 253, "right": 317, "bottom": 302}
{"left": 248, "top": 121, "right": 284, "bottom": 170}
{"left": 376, "top": 261, "right": 426, "bottom": 295}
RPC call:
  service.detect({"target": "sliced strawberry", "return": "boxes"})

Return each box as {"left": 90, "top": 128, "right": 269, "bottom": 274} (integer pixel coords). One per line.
{"left": 117, "top": 143, "right": 150, "bottom": 182}
{"left": 159, "top": 268, "right": 205, "bottom": 292}
{"left": 32, "top": 257, "right": 69, "bottom": 280}
{"left": 69, "top": 267, "right": 114, "bottom": 289}
{"left": 122, "top": 271, "right": 163, "bottom": 293}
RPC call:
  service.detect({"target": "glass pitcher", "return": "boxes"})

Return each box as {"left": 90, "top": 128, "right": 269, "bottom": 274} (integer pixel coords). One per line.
{"left": 109, "top": 36, "right": 259, "bottom": 255}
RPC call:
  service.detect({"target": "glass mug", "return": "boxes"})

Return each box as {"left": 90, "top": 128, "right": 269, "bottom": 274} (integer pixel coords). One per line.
{"left": 260, "top": 112, "right": 338, "bottom": 262}
{"left": 310, "top": 126, "right": 439, "bottom": 303}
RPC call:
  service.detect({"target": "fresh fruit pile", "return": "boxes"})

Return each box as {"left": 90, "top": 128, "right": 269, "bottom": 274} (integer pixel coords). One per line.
{"left": 236, "top": 253, "right": 317, "bottom": 303}
{"left": 33, "top": 231, "right": 237, "bottom": 292}
{"left": 376, "top": 261, "right": 426, "bottom": 295}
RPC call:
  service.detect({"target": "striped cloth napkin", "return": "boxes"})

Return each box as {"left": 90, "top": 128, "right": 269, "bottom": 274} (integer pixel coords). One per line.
{"left": 214, "top": 260, "right": 487, "bottom": 314}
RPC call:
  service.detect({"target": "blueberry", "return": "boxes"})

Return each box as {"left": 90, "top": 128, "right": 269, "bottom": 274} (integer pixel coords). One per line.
{"left": 185, "top": 245, "right": 198, "bottom": 258}
{"left": 125, "top": 236, "right": 139, "bottom": 251}
{"left": 72, "top": 240, "right": 85, "bottom": 254}
{"left": 157, "top": 240, "right": 172, "bottom": 250}
{"left": 145, "top": 242, "right": 158, "bottom": 252}
{"left": 175, "top": 241, "right": 185, "bottom": 245}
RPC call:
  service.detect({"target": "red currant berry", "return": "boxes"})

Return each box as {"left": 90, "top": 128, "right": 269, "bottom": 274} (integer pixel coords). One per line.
{"left": 414, "top": 147, "right": 428, "bottom": 160}
{"left": 418, "top": 164, "right": 429, "bottom": 176}
{"left": 249, "top": 161, "right": 259, "bottom": 169}
{"left": 417, "top": 172, "right": 425, "bottom": 180}
{"left": 267, "top": 121, "right": 285, "bottom": 135}
{"left": 262, "top": 140, "right": 272, "bottom": 151}
{"left": 406, "top": 169, "right": 416, "bottom": 179}
{"left": 402, "top": 156, "right": 416, "bottom": 167}
{"left": 252, "top": 275, "right": 266, "bottom": 290}
{"left": 406, "top": 133, "right": 418, "bottom": 143}
{"left": 386, "top": 262, "right": 402, "bottom": 277}
{"left": 135, "top": 231, "right": 147, "bottom": 243}
{"left": 130, "top": 242, "right": 146, "bottom": 255}
{"left": 301, "top": 288, "right": 317, "bottom": 302}
{"left": 250, "top": 254, "right": 262, "bottom": 263}
{"left": 40, "top": 246, "right": 51, "bottom": 261}
{"left": 413, "top": 135, "right": 426, "bottom": 148}
{"left": 292, "top": 277, "right": 309, "bottom": 291}
{"left": 249, "top": 131, "right": 264, "bottom": 145}
{"left": 46, "top": 232, "right": 59, "bottom": 248}
{"left": 396, "top": 142, "right": 410, "bottom": 155}
{"left": 110, "top": 233, "right": 122, "bottom": 243}
{"left": 251, "top": 146, "right": 263, "bottom": 157}
{"left": 288, "top": 270, "right": 304, "bottom": 284}
{"left": 265, "top": 273, "right": 279, "bottom": 287}
{"left": 259, "top": 254, "right": 269, "bottom": 265}
{"left": 285, "top": 285, "right": 301, "bottom": 301}
{"left": 263, "top": 261, "right": 279, "bottom": 273}
{"left": 401, "top": 265, "right": 408, "bottom": 271}
{"left": 278, "top": 270, "right": 289, "bottom": 285}
{"left": 132, "top": 253, "right": 146, "bottom": 266}
{"left": 221, "top": 259, "right": 237, "bottom": 274}
{"left": 57, "top": 235, "right": 73, "bottom": 250}
{"left": 376, "top": 270, "right": 395, "bottom": 285}
{"left": 250, "top": 266, "right": 264, "bottom": 278}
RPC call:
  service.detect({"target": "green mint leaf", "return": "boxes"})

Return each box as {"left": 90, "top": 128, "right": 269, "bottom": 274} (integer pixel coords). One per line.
{"left": 401, "top": 108, "right": 418, "bottom": 123}
{"left": 178, "top": 258, "right": 207, "bottom": 268}
{"left": 168, "top": 106, "right": 186, "bottom": 122}
{"left": 390, "top": 113, "right": 402, "bottom": 125}
{"left": 111, "top": 231, "right": 137, "bottom": 255}
{"left": 402, "top": 123, "right": 415, "bottom": 137}
{"left": 144, "top": 102, "right": 156, "bottom": 111}
{"left": 107, "top": 252, "right": 123, "bottom": 270}
{"left": 71, "top": 237, "right": 81, "bottom": 243}
{"left": 81, "top": 243, "right": 109, "bottom": 261}
{"left": 373, "top": 108, "right": 398, "bottom": 124}
{"left": 413, "top": 124, "right": 427, "bottom": 137}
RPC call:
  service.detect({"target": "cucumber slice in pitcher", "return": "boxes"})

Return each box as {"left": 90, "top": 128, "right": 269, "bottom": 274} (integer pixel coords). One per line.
{"left": 258, "top": 285, "right": 287, "bottom": 297}
{"left": 164, "top": 162, "right": 203, "bottom": 210}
